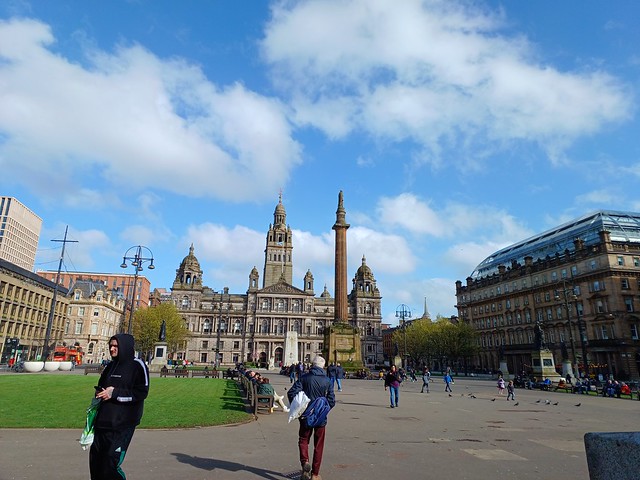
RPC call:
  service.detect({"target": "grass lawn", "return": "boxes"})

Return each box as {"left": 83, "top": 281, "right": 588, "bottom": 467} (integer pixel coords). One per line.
{"left": 0, "top": 374, "right": 252, "bottom": 428}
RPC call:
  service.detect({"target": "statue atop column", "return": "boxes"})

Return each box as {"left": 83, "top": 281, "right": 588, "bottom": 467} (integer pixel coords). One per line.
{"left": 159, "top": 319, "right": 167, "bottom": 342}
{"left": 534, "top": 320, "right": 545, "bottom": 350}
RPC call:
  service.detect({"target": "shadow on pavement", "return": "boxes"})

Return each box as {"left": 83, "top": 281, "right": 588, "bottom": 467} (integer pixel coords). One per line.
{"left": 172, "top": 452, "right": 289, "bottom": 479}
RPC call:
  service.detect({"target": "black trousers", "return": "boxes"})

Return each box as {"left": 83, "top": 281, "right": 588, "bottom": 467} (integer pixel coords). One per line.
{"left": 89, "top": 426, "right": 136, "bottom": 480}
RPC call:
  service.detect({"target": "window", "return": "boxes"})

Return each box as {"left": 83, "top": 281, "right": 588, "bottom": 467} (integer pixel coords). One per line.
{"left": 590, "top": 260, "right": 597, "bottom": 270}
{"left": 234, "top": 321, "right": 242, "bottom": 334}
{"left": 88, "top": 342, "right": 94, "bottom": 354}
{"left": 75, "top": 320, "right": 83, "bottom": 334}
{"left": 203, "top": 319, "right": 211, "bottom": 333}
{"left": 93, "top": 309, "right": 99, "bottom": 317}
{"left": 78, "top": 307, "right": 85, "bottom": 316}
{"left": 617, "top": 256, "right": 625, "bottom": 266}
{"left": 622, "top": 278, "right": 630, "bottom": 290}
{"left": 547, "top": 308, "right": 553, "bottom": 320}
{"left": 202, "top": 341, "right": 209, "bottom": 349}
{"left": 65, "top": 320, "right": 70, "bottom": 334}
{"left": 561, "top": 269, "right": 567, "bottom": 279}
{"left": 91, "top": 323, "right": 98, "bottom": 335}
{"left": 233, "top": 354, "right": 239, "bottom": 363}
{"left": 96, "top": 293, "right": 102, "bottom": 301}
{"left": 506, "top": 299, "right": 511, "bottom": 309}
{"left": 625, "top": 298, "right": 634, "bottom": 313}
{"left": 571, "top": 265, "right": 578, "bottom": 276}
{"left": 544, "top": 292, "right": 550, "bottom": 302}
{"left": 200, "top": 353, "right": 208, "bottom": 363}
{"left": 596, "top": 300, "right": 605, "bottom": 313}
{"left": 74, "top": 291, "right": 81, "bottom": 300}
{"left": 551, "top": 271, "right": 557, "bottom": 281}
{"left": 601, "top": 325, "right": 609, "bottom": 340}
{"left": 631, "top": 324, "right": 639, "bottom": 340}
{"left": 634, "top": 257, "right": 640, "bottom": 267}
{"left": 233, "top": 341, "right": 240, "bottom": 349}
{"left": 556, "top": 307, "right": 563, "bottom": 320}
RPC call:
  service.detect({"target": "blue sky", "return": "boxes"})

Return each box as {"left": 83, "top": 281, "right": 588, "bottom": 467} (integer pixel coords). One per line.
{"left": 1, "top": 1, "right": 638, "bottom": 324}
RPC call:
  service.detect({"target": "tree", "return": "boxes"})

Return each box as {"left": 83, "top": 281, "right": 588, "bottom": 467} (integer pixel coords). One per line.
{"left": 131, "top": 303, "right": 188, "bottom": 358}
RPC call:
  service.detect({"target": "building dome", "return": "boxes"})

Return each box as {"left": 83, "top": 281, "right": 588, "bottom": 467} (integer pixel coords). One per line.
{"left": 355, "top": 255, "right": 374, "bottom": 280}
{"left": 179, "top": 244, "right": 201, "bottom": 271}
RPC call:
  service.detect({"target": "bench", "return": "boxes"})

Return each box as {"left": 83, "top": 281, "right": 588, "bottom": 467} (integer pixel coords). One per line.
{"left": 254, "top": 383, "right": 274, "bottom": 415}
{"left": 174, "top": 368, "right": 189, "bottom": 378}
{"left": 191, "top": 369, "right": 219, "bottom": 378}
{"left": 84, "top": 365, "right": 105, "bottom": 375}
{"left": 223, "top": 370, "right": 238, "bottom": 379}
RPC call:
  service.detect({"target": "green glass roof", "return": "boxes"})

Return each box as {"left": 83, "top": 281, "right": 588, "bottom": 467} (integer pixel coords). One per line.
{"left": 470, "top": 210, "right": 640, "bottom": 279}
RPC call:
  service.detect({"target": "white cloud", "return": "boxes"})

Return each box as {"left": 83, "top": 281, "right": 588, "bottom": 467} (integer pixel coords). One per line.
{"left": 0, "top": 18, "right": 301, "bottom": 203}
{"left": 36, "top": 224, "right": 112, "bottom": 273}
{"left": 262, "top": 0, "right": 632, "bottom": 165}
{"left": 575, "top": 189, "right": 616, "bottom": 206}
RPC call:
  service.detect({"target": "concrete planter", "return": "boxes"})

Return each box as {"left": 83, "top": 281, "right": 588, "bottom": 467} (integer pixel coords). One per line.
{"left": 44, "top": 361, "right": 60, "bottom": 372}
{"left": 23, "top": 361, "right": 44, "bottom": 373}
{"left": 58, "top": 361, "right": 73, "bottom": 371}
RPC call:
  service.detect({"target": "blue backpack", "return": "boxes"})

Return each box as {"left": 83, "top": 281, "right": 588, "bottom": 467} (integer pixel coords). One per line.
{"left": 303, "top": 396, "right": 331, "bottom": 427}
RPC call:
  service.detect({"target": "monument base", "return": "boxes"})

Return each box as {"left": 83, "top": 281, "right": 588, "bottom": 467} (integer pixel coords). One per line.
{"left": 499, "top": 360, "right": 510, "bottom": 379}
{"left": 324, "top": 323, "right": 363, "bottom": 369}
{"left": 561, "top": 360, "right": 574, "bottom": 380}
{"left": 149, "top": 342, "right": 168, "bottom": 373}
{"left": 531, "top": 349, "right": 561, "bottom": 381}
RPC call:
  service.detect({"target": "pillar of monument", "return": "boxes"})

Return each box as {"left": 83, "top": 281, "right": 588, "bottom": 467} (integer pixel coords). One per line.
{"left": 332, "top": 190, "right": 350, "bottom": 323}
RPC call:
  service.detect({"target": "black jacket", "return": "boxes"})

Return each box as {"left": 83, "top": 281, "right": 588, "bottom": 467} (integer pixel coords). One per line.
{"left": 95, "top": 333, "right": 149, "bottom": 430}
{"left": 288, "top": 366, "right": 335, "bottom": 426}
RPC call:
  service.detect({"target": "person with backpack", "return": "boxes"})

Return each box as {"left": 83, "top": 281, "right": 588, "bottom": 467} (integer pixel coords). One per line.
{"left": 287, "top": 356, "right": 335, "bottom": 480}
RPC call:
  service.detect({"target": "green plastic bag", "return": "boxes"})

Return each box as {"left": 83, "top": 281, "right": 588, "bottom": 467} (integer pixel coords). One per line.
{"left": 79, "top": 397, "right": 101, "bottom": 450}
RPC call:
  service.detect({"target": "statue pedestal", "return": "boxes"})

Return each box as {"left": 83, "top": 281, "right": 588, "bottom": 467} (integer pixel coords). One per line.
{"left": 531, "top": 349, "right": 561, "bottom": 381}
{"left": 149, "top": 342, "right": 168, "bottom": 373}
{"left": 499, "top": 360, "right": 510, "bottom": 379}
{"left": 561, "top": 360, "right": 574, "bottom": 380}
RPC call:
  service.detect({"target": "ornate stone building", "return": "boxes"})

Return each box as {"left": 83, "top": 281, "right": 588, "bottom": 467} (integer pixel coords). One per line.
{"left": 169, "top": 196, "right": 384, "bottom": 367}
{"left": 456, "top": 210, "right": 640, "bottom": 381}
{"left": 63, "top": 279, "right": 125, "bottom": 364}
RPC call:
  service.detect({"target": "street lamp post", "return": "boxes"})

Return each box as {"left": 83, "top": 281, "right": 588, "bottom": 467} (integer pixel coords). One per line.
{"left": 555, "top": 280, "right": 578, "bottom": 376}
{"left": 120, "top": 245, "right": 155, "bottom": 335}
{"left": 575, "top": 302, "right": 589, "bottom": 379}
{"left": 395, "top": 304, "right": 411, "bottom": 370}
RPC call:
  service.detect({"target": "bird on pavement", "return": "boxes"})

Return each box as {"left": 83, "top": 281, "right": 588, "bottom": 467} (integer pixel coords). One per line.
{"left": 470, "top": 395, "right": 477, "bottom": 399}
{"left": 491, "top": 398, "right": 496, "bottom": 402}
{"left": 448, "top": 394, "right": 452, "bottom": 397}
{"left": 553, "top": 402, "right": 559, "bottom": 406}
{"left": 536, "top": 399, "right": 541, "bottom": 403}
{"left": 575, "top": 403, "right": 581, "bottom": 407}
{"left": 545, "top": 400, "right": 550, "bottom": 405}
{"left": 514, "top": 402, "right": 519, "bottom": 406}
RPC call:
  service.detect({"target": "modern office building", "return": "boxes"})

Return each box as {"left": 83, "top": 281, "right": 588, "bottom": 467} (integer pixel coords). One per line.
{"left": 0, "top": 196, "right": 42, "bottom": 271}
{"left": 456, "top": 210, "right": 640, "bottom": 381}
{"left": 169, "top": 196, "right": 384, "bottom": 367}
{"left": 0, "top": 259, "right": 69, "bottom": 362}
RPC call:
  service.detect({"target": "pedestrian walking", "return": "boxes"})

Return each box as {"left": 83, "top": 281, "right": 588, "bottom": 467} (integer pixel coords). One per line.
{"left": 90, "top": 333, "right": 149, "bottom": 480}
{"left": 506, "top": 380, "right": 516, "bottom": 401}
{"left": 421, "top": 367, "right": 431, "bottom": 393}
{"left": 385, "top": 365, "right": 402, "bottom": 408}
{"left": 444, "top": 372, "right": 453, "bottom": 393}
{"left": 288, "top": 356, "right": 335, "bottom": 480}
{"left": 335, "top": 363, "right": 344, "bottom": 392}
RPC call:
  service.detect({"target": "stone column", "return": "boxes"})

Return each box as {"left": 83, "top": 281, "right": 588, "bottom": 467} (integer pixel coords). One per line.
{"left": 332, "top": 191, "right": 350, "bottom": 323}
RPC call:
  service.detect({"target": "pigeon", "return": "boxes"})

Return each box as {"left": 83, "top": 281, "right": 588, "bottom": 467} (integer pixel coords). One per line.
{"left": 448, "top": 394, "right": 452, "bottom": 397}
{"left": 471, "top": 395, "right": 477, "bottom": 399}
{"left": 575, "top": 403, "right": 581, "bottom": 407}
{"left": 536, "top": 399, "right": 541, "bottom": 403}
{"left": 514, "top": 402, "right": 519, "bottom": 406}
{"left": 491, "top": 398, "right": 496, "bottom": 402}
{"left": 545, "top": 400, "right": 550, "bottom": 405}
{"left": 553, "top": 402, "right": 559, "bottom": 406}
